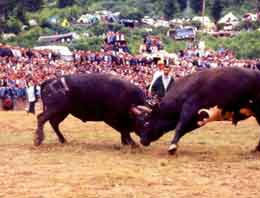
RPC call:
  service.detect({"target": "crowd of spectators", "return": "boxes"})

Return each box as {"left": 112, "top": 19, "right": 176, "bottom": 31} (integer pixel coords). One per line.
{"left": 102, "top": 31, "right": 129, "bottom": 53}
{"left": 140, "top": 36, "right": 163, "bottom": 54}
{"left": 0, "top": 36, "right": 260, "bottom": 107}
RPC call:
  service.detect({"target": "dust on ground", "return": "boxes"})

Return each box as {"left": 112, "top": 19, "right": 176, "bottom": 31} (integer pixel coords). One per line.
{"left": 0, "top": 111, "right": 260, "bottom": 198}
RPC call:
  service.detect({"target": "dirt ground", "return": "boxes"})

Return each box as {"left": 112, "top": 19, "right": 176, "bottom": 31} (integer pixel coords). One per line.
{"left": 0, "top": 111, "right": 260, "bottom": 198}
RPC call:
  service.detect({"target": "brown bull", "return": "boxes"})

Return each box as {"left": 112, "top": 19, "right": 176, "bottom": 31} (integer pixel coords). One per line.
{"left": 197, "top": 106, "right": 254, "bottom": 126}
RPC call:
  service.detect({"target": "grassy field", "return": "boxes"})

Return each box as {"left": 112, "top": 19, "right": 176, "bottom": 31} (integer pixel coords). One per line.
{"left": 0, "top": 111, "right": 260, "bottom": 198}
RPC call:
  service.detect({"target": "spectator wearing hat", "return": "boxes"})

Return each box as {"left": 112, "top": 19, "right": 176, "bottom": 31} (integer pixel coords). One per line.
{"left": 148, "top": 60, "right": 165, "bottom": 95}
{"left": 151, "top": 65, "right": 174, "bottom": 99}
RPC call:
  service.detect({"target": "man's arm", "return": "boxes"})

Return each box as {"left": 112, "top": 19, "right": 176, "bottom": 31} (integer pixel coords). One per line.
{"left": 148, "top": 71, "right": 162, "bottom": 93}
{"left": 151, "top": 77, "right": 161, "bottom": 96}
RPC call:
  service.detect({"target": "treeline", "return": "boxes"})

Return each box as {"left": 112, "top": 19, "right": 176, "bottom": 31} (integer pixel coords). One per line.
{"left": 0, "top": 0, "right": 259, "bottom": 33}
{"left": 1, "top": 0, "right": 259, "bottom": 26}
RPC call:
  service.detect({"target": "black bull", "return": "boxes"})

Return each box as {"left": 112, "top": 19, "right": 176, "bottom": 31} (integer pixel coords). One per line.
{"left": 139, "top": 67, "right": 260, "bottom": 154}
{"left": 34, "top": 73, "right": 149, "bottom": 146}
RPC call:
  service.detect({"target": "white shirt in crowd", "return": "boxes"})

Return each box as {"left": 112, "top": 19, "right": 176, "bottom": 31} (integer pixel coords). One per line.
{"left": 26, "top": 86, "right": 36, "bottom": 102}
{"left": 162, "top": 74, "right": 171, "bottom": 91}
{"left": 148, "top": 69, "right": 163, "bottom": 92}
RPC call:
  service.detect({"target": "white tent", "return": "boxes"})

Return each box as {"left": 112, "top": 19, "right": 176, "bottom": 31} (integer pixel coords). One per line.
{"left": 34, "top": 45, "right": 73, "bottom": 62}
{"left": 77, "top": 14, "right": 100, "bottom": 24}
{"left": 193, "top": 16, "right": 212, "bottom": 24}
{"left": 192, "top": 16, "right": 216, "bottom": 31}
{"left": 218, "top": 12, "right": 239, "bottom": 25}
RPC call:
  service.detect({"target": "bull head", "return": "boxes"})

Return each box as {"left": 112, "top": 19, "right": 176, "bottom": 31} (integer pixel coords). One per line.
{"left": 130, "top": 105, "right": 153, "bottom": 138}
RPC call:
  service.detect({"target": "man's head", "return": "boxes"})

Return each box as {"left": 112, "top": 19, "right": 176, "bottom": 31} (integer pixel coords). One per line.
{"left": 163, "top": 65, "right": 171, "bottom": 76}
{"left": 157, "top": 60, "right": 165, "bottom": 70}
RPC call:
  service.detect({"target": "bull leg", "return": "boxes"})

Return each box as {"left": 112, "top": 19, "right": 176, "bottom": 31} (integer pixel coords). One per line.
{"left": 253, "top": 116, "right": 260, "bottom": 152}
{"left": 34, "top": 110, "right": 61, "bottom": 146}
{"left": 105, "top": 120, "right": 137, "bottom": 146}
{"left": 49, "top": 112, "right": 68, "bottom": 144}
{"left": 169, "top": 103, "right": 199, "bottom": 154}
{"left": 34, "top": 112, "right": 49, "bottom": 146}
{"left": 169, "top": 123, "right": 191, "bottom": 154}
{"left": 121, "top": 132, "right": 138, "bottom": 147}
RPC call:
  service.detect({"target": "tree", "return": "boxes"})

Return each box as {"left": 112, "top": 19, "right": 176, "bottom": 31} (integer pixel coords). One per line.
{"left": 177, "top": 0, "right": 187, "bottom": 11}
{"left": 22, "top": 0, "right": 43, "bottom": 12}
{"left": 211, "top": 0, "right": 224, "bottom": 22}
{"left": 0, "top": 0, "right": 17, "bottom": 18}
{"left": 163, "top": 0, "right": 178, "bottom": 20}
{"left": 135, "top": 0, "right": 157, "bottom": 16}
{"left": 58, "top": 0, "right": 75, "bottom": 8}
{"left": 190, "top": 0, "right": 202, "bottom": 14}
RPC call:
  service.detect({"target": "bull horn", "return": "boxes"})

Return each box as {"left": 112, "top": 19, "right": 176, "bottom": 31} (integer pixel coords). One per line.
{"left": 197, "top": 109, "right": 211, "bottom": 126}
{"left": 136, "top": 105, "right": 152, "bottom": 113}
{"left": 130, "top": 107, "right": 143, "bottom": 116}
{"left": 198, "top": 108, "right": 211, "bottom": 116}
{"left": 199, "top": 106, "right": 223, "bottom": 122}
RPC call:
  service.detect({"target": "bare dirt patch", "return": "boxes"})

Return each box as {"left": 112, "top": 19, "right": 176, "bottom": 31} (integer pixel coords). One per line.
{"left": 0, "top": 111, "right": 260, "bottom": 198}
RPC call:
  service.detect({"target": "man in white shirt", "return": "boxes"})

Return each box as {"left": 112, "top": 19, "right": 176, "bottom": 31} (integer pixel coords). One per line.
{"left": 151, "top": 65, "right": 175, "bottom": 99}
{"left": 26, "top": 80, "right": 38, "bottom": 114}
{"left": 148, "top": 61, "right": 165, "bottom": 95}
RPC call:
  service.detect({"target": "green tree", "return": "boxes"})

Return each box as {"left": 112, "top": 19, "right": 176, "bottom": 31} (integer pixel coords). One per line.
{"left": 6, "top": 16, "right": 23, "bottom": 33}
{"left": 58, "top": 0, "right": 75, "bottom": 8}
{"left": 135, "top": 0, "right": 157, "bottom": 16}
{"left": 163, "top": 0, "right": 178, "bottom": 20}
{"left": 0, "top": 0, "right": 17, "bottom": 18}
{"left": 22, "top": 0, "right": 43, "bottom": 12}
{"left": 177, "top": 0, "right": 187, "bottom": 11}
{"left": 190, "top": 0, "right": 202, "bottom": 14}
{"left": 211, "top": 0, "right": 224, "bottom": 22}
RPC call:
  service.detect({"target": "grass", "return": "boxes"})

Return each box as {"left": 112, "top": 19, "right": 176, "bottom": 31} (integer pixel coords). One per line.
{"left": 0, "top": 111, "right": 260, "bottom": 198}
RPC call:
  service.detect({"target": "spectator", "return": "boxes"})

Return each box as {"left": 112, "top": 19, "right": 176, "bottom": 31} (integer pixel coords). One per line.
{"left": 148, "top": 60, "right": 165, "bottom": 95}
{"left": 151, "top": 65, "right": 175, "bottom": 99}
{"left": 26, "top": 80, "right": 38, "bottom": 114}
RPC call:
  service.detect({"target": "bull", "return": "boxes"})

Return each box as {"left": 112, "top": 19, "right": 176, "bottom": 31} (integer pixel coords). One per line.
{"left": 137, "top": 67, "right": 260, "bottom": 154}
{"left": 34, "top": 73, "right": 148, "bottom": 147}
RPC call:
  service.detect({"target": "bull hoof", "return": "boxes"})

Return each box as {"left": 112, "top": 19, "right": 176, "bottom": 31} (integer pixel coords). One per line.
{"left": 34, "top": 133, "right": 44, "bottom": 146}
{"left": 131, "top": 143, "right": 140, "bottom": 149}
{"left": 59, "top": 138, "right": 67, "bottom": 144}
{"left": 140, "top": 139, "right": 150, "bottom": 147}
{"left": 252, "top": 146, "right": 260, "bottom": 153}
{"left": 34, "top": 138, "right": 42, "bottom": 146}
{"left": 168, "top": 144, "right": 178, "bottom": 155}
{"left": 121, "top": 138, "right": 137, "bottom": 147}
{"left": 122, "top": 142, "right": 139, "bottom": 149}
